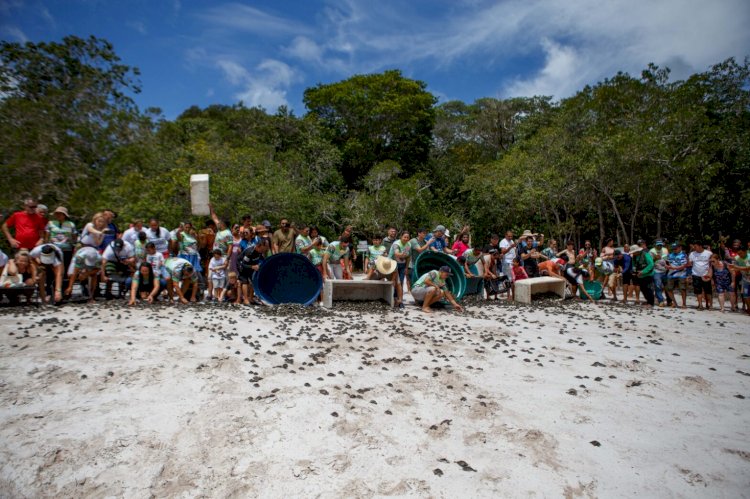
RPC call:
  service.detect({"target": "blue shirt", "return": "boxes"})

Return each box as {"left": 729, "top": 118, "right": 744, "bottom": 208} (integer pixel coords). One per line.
{"left": 425, "top": 234, "right": 448, "bottom": 252}
{"left": 99, "top": 222, "right": 119, "bottom": 250}
{"left": 615, "top": 254, "right": 632, "bottom": 273}
{"left": 667, "top": 251, "right": 688, "bottom": 279}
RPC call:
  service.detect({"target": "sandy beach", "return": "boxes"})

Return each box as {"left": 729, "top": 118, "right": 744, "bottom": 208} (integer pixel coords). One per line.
{"left": 0, "top": 296, "right": 748, "bottom": 498}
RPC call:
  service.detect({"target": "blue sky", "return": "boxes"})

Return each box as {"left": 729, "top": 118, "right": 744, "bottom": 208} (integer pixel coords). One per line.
{"left": 2, "top": 0, "right": 749, "bottom": 119}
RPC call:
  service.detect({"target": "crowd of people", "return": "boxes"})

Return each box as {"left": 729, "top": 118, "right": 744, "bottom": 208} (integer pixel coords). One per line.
{"left": 1, "top": 198, "right": 749, "bottom": 315}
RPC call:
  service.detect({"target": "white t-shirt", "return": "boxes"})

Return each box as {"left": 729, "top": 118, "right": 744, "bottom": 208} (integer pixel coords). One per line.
{"left": 688, "top": 249, "right": 712, "bottom": 277}
{"left": 102, "top": 241, "right": 135, "bottom": 262}
{"left": 122, "top": 227, "right": 145, "bottom": 247}
{"left": 500, "top": 238, "right": 516, "bottom": 264}
{"left": 209, "top": 256, "right": 226, "bottom": 279}
{"left": 145, "top": 252, "right": 165, "bottom": 274}
{"left": 145, "top": 227, "right": 171, "bottom": 254}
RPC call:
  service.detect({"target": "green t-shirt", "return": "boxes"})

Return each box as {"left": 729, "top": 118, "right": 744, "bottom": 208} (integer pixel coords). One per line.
{"left": 326, "top": 241, "right": 350, "bottom": 262}
{"left": 408, "top": 238, "right": 426, "bottom": 266}
{"left": 389, "top": 240, "right": 410, "bottom": 263}
{"left": 213, "top": 229, "right": 233, "bottom": 256}
{"left": 367, "top": 245, "right": 386, "bottom": 268}
{"left": 463, "top": 248, "right": 482, "bottom": 266}
{"left": 412, "top": 270, "right": 446, "bottom": 289}
{"left": 735, "top": 255, "right": 750, "bottom": 284}
{"left": 46, "top": 220, "right": 77, "bottom": 251}
{"left": 308, "top": 247, "right": 325, "bottom": 266}
{"left": 295, "top": 235, "right": 312, "bottom": 254}
{"left": 165, "top": 257, "right": 198, "bottom": 282}
{"left": 178, "top": 232, "right": 199, "bottom": 255}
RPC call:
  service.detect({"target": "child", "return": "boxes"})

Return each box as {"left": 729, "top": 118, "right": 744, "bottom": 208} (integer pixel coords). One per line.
{"left": 511, "top": 258, "right": 528, "bottom": 281}
{"left": 208, "top": 248, "right": 228, "bottom": 301}
{"left": 364, "top": 235, "right": 386, "bottom": 279}
{"left": 223, "top": 271, "right": 239, "bottom": 303}
{"left": 711, "top": 253, "right": 736, "bottom": 313}
{"left": 134, "top": 231, "right": 148, "bottom": 265}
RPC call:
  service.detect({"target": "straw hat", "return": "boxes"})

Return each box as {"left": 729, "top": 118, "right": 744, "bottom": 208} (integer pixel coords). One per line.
{"left": 521, "top": 230, "right": 537, "bottom": 238}
{"left": 375, "top": 256, "right": 397, "bottom": 275}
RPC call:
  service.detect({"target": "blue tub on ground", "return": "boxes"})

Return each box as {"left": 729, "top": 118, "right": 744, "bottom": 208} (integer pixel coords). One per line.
{"left": 253, "top": 253, "right": 322, "bottom": 306}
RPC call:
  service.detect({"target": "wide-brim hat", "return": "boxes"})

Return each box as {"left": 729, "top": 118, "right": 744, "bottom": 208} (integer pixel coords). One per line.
{"left": 53, "top": 206, "right": 70, "bottom": 218}
{"left": 521, "top": 230, "right": 537, "bottom": 238}
{"left": 375, "top": 256, "right": 397, "bottom": 275}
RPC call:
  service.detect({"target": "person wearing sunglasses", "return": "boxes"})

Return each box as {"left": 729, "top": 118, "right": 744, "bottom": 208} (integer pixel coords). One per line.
{"left": 2, "top": 198, "right": 47, "bottom": 251}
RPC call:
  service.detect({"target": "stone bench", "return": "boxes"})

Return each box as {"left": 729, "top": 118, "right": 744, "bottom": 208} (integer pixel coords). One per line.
{"left": 322, "top": 279, "right": 394, "bottom": 308}
{"left": 514, "top": 276, "right": 566, "bottom": 304}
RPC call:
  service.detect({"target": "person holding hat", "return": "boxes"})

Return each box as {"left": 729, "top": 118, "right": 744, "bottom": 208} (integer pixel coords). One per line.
{"left": 65, "top": 246, "right": 102, "bottom": 302}
{"left": 650, "top": 239, "right": 670, "bottom": 307}
{"left": 665, "top": 243, "right": 689, "bottom": 308}
{"left": 164, "top": 256, "right": 199, "bottom": 304}
{"left": 411, "top": 265, "right": 463, "bottom": 313}
{"left": 369, "top": 255, "right": 404, "bottom": 308}
{"left": 29, "top": 244, "right": 65, "bottom": 304}
{"left": 101, "top": 238, "right": 136, "bottom": 299}
{"left": 45, "top": 206, "right": 77, "bottom": 274}
{"left": 364, "top": 234, "right": 387, "bottom": 279}
{"left": 2, "top": 198, "right": 46, "bottom": 250}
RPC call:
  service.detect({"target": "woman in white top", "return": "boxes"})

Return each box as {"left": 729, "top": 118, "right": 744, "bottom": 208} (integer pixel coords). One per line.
{"left": 79, "top": 212, "right": 107, "bottom": 249}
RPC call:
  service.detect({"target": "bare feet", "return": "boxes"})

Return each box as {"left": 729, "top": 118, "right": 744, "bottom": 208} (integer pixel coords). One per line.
{"left": 422, "top": 307, "right": 432, "bottom": 314}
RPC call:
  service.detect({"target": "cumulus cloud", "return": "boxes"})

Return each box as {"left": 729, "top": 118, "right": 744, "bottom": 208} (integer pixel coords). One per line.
{"left": 217, "top": 58, "right": 297, "bottom": 112}
{"left": 503, "top": 39, "right": 589, "bottom": 99}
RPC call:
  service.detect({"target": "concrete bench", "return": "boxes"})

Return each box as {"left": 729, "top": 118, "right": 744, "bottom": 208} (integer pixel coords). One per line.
{"left": 322, "top": 279, "right": 394, "bottom": 308}
{"left": 514, "top": 276, "right": 566, "bottom": 304}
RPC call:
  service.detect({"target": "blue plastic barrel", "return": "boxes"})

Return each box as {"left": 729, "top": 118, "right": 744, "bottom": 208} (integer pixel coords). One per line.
{"left": 411, "top": 251, "right": 467, "bottom": 300}
{"left": 252, "top": 253, "right": 322, "bottom": 306}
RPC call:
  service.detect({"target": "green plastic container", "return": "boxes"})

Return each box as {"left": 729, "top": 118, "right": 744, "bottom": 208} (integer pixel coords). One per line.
{"left": 412, "top": 252, "right": 467, "bottom": 300}
{"left": 579, "top": 280, "right": 603, "bottom": 300}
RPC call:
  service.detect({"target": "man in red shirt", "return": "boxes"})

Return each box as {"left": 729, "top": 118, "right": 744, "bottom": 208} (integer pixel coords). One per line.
{"left": 2, "top": 198, "right": 47, "bottom": 250}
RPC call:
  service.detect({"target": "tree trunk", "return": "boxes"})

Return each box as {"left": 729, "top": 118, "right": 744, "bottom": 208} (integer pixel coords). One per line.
{"left": 597, "top": 200, "right": 605, "bottom": 250}
{"left": 629, "top": 182, "right": 641, "bottom": 243}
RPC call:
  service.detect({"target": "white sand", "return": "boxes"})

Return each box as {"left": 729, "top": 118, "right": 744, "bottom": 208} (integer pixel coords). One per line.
{"left": 0, "top": 297, "right": 749, "bottom": 498}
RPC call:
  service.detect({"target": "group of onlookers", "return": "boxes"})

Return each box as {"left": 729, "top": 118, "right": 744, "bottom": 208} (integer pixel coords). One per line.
{"left": 1, "top": 198, "right": 748, "bottom": 315}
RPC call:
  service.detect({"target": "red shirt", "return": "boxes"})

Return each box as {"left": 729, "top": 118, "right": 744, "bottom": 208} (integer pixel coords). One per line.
{"left": 452, "top": 240, "right": 470, "bottom": 256}
{"left": 5, "top": 211, "right": 46, "bottom": 249}
{"left": 512, "top": 265, "right": 528, "bottom": 281}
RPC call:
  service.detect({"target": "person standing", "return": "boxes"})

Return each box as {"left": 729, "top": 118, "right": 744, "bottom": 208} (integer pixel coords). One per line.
{"left": 2, "top": 198, "right": 46, "bottom": 250}
{"left": 144, "top": 218, "right": 171, "bottom": 257}
{"left": 688, "top": 241, "right": 714, "bottom": 310}
{"left": 650, "top": 240, "right": 670, "bottom": 307}
{"left": 665, "top": 243, "right": 689, "bottom": 308}
{"left": 272, "top": 218, "right": 296, "bottom": 254}
{"left": 122, "top": 219, "right": 145, "bottom": 247}
{"left": 499, "top": 231, "right": 517, "bottom": 300}
{"left": 45, "top": 206, "right": 77, "bottom": 279}
{"left": 632, "top": 246, "right": 655, "bottom": 308}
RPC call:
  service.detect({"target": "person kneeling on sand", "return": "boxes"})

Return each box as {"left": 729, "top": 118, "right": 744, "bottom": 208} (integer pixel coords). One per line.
{"left": 411, "top": 265, "right": 463, "bottom": 313}
{"left": 128, "top": 262, "right": 160, "bottom": 306}
{"left": 164, "top": 257, "right": 198, "bottom": 304}
{"left": 368, "top": 256, "right": 404, "bottom": 308}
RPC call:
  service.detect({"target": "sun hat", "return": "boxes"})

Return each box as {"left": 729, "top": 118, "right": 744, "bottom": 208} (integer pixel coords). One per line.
{"left": 53, "top": 206, "right": 70, "bottom": 218}
{"left": 438, "top": 265, "right": 453, "bottom": 276}
{"left": 521, "top": 230, "right": 537, "bottom": 238}
{"left": 40, "top": 245, "right": 56, "bottom": 265}
{"left": 375, "top": 256, "right": 397, "bottom": 275}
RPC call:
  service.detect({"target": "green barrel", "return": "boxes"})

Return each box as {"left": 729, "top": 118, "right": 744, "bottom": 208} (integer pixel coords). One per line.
{"left": 412, "top": 251, "right": 467, "bottom": 300}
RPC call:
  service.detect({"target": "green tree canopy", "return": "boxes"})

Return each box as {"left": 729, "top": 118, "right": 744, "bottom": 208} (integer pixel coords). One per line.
{"left": 303, "top": 69, "right": 437, "bottom": 189}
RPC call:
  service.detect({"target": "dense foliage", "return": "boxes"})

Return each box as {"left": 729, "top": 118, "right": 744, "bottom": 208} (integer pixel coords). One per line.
{"left": 1, "top": 36, "right": 748, "bottom": 246}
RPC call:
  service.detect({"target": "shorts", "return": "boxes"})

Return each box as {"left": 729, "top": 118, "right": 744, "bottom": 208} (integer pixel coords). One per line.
{"left": 212, "top": 276, "right": 226, "bottom": 289}
{"left": 621, "top": 272, "right": 633, "bottom": 285}
{"left": 411, "top": 286, "right": 430, "bottom": 303}
{"left": 606, "top": 273, "right": 620, "bottom": 288}
{"left": 743, "top": 282, "right": 750, "bottom": 298}
{"left": 238, "top": 268, "right": 255, "bottom": 284}
{"left": 665, "top": 277, "right": 687, "bottom": 292}
{"left": 714, "top": 279, "right": 734, "bottom": 294}
{"left": 692, "top": 276, "right": 713, "bottom": 295}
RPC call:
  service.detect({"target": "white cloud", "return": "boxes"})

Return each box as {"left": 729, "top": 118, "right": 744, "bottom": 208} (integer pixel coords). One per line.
{"left": 0, "top": 25, "right": 27, "bottom": 43}
{"left": 284, "top": 36, "right": 324, "bottom": 64}
{"left": 198, "top": 3, "right": 311, "bottom": 36}
{"left": 217, "top": 58, "right": 297, "bottom": 112}
{"left": 504, "top": 39, "right": 588, "bottom": 99}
